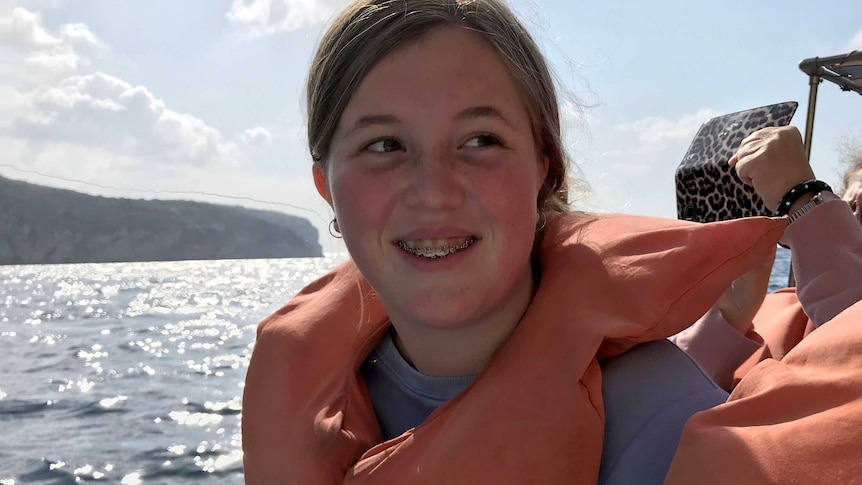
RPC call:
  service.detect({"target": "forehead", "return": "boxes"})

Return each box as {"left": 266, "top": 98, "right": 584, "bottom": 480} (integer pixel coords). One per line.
{"left": 339, "top": 26, "right": 529, "bottom": 125}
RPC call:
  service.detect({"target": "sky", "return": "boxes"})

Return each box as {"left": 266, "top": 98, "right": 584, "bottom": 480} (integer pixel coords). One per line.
{"left": 1, "top": 0, "right": 861, "bottom": 253}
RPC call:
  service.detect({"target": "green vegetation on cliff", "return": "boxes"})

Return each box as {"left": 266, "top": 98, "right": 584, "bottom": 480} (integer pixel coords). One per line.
{"left": 0, "top": 176, "right": 322, "bottom": 264}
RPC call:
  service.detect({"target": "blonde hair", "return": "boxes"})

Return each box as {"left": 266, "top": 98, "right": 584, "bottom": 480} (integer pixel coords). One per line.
{"left": 306, "top": 0, "right": 574, "bottom": 213}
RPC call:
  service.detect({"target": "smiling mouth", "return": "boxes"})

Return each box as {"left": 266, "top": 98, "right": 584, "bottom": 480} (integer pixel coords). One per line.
{"left": 395, "top": 236, "right": 478, "bottom": 259}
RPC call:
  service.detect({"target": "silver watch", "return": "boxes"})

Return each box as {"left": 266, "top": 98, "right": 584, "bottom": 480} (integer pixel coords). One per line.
{"left": 787, "top": 191, "right": 825, "bottom": 225}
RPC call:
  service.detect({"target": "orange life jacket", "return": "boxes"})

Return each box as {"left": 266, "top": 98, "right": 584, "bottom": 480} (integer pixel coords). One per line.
{"left": 243, "top": 212, "right": 787, "bottom": 484}
{"left": 666, "top": 296, "right": 862, "bottom": 484}
{"left": 731, "top": 288, "right": 814, "bottom": 389}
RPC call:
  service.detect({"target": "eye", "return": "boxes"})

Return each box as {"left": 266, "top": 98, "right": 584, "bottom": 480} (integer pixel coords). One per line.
{"left": 463, "top": 134, "right": 502, "bottom": 148}
{"left": 365, "top": 138, "right": 403, "bottom": 153}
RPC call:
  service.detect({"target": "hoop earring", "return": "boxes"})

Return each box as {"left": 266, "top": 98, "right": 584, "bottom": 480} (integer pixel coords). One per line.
{"left": 328, "top": 218, "right": 342, "bottom": 239}
{"left": 536, "top": 211, "right": 547, "bottom": 231}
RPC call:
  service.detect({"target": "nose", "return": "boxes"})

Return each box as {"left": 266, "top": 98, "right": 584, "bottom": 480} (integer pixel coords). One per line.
{"left": 401, "top": 149, "right": 465, "bottom": 212}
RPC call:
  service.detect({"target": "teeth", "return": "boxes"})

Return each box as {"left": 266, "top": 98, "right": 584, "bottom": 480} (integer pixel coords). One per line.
{"left": 396, "top": 237, "right": 476, "bottom": 259}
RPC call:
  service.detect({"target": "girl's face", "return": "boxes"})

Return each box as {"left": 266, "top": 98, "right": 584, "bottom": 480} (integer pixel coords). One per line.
{"left": 316, "top": 26, "right": 549, "bottom": 330}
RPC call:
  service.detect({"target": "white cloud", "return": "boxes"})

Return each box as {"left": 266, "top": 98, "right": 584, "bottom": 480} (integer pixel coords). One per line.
{"left": 11, "top": 72, "right": 243, "bottom": 166}
{"left": 0, "top": 7, "right": 100, "bottom": 82}
{"left": 0, "top": 84, "right": 27, "bottom": 119}
{"left": 60, "top": 23, "right": 100, "bottom": 46}
{"left": 226, "top": 0, "right": 348, "bottom": 35}
{"left": 240, "top": 126, "right": 273, "bottom": 146}
{"left": 1, "top": 8, "right": 272, "bottom": 171}
{"left": 847, "top": 29, "right": 862, "bottom": 50}
{"left": 612, "top": 108, "right": 718, "bottom": 155}
{"left": 0, "top": 7, "right": 61, "bottom": 50}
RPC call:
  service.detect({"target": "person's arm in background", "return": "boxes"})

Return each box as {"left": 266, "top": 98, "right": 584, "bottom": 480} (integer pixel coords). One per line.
{"left": 674, "top": 127, "right": 862, "bottom": 390}
{"left": 782, "top": 192, "right": 862, "bottom": 326}
{"left": 671, "top": 264, "right": 769, "bottom": 391}
{"left": 731, "top": 126, "right": 862, "bottom": 324}
{"left": 664, "top": 126, "right": 862, "bottom": 485}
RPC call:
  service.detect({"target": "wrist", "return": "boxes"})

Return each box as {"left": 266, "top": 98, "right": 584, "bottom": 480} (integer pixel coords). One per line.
{"left": 785, "top": 191, "right": 817, "bottom": 216}
{"left": 786, "top": 190, "right": 830, "bottom": 226}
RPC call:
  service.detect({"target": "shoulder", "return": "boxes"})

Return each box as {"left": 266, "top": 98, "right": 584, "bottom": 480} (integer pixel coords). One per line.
{"left": 598, "top": 340, "right": 728, "bottom": 485}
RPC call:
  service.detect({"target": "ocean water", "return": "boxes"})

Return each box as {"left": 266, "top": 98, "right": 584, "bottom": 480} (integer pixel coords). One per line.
{"left": 0, "top": 249, "right": 791, "bottom": 484}
{"left": 0, "top": 255, "right": 346, "bottom": 484}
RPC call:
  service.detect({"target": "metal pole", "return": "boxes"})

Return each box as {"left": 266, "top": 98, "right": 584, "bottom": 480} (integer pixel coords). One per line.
{"left": 803, "top": 75, "right": 820, "bottom": 161}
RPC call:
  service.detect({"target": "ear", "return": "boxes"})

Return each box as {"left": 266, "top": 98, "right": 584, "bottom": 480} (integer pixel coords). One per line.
{"left": 313, "top": 164, "right": 332, "bottom": 206}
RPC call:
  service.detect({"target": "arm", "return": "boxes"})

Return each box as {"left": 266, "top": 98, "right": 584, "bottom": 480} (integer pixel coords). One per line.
{"left": 678, "top": 127, "right": 862, "bottom": 386}
{"left": 780, "top": 192, "right": 862, "bottom": 326}
{"left": 665, "top": 299, "right": 862, "bottom": 485}
{"left": 665, "top": 127, "right": 862, "bottom": 483}
{"left": 671, "top": 244, "right": 775, "bottom": 389}
{"left": 670, "top": 308, "right": 763, "bottom": 390}
{"left": 678, "top": 194, "right": 862, "bottom": 387}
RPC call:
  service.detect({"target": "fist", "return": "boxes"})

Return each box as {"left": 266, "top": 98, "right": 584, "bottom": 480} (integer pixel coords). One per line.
{"left": 729, "top": 126, "right": 816, "bottom": 211}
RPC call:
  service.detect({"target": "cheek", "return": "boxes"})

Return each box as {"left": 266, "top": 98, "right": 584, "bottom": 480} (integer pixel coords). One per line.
{"left": 483, "top": 163, "right": 542, "bottom": 210}
{"left": 328, "top": 167, "right": 394, "bottom": 240}
{"left": 478, "top": 167, "right": 542, "bottom": 238}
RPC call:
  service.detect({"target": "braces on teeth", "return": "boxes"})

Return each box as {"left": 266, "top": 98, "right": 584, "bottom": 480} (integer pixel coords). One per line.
{"left": 396, "top": 237, "right": 476, "bottom": 258}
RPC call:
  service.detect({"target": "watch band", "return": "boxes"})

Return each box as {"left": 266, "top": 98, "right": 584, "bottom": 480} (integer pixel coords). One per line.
{"left": 787, "top": 191, "right": 825, "bottom": 225}
{"left": 774, "top": 180, "right": 832, "bottom": 216}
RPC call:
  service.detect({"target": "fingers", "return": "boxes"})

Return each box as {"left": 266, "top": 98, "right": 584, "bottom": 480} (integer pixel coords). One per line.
{"left": 733, "top": 144, "right": 766, "bottom": 186}
{"left": 729, "top": 126, "right": 814, "bottom": 208}
{"left": 728, "top": 152, "right": 753, "bottom": 185}
{"left": 731, "top": 130, "right": 772, "bottom": 186}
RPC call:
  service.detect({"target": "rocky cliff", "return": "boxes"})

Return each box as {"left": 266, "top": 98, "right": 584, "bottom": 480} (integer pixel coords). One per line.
{"left": 0, "top": 175, "right": 322, "bottom": 264}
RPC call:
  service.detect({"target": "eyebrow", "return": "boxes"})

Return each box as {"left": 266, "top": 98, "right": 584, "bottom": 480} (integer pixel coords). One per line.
{"left": 455, "top": 106, "right": 513, "bottom": 128}
{"left": 345, "top": 105, "right": 513, "bottom": 138}
{"left": 345, "top": 114, "right": 400, "bottom": 138}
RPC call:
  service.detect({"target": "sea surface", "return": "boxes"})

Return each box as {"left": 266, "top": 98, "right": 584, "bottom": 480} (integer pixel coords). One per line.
{"left": 0, "top": 255, "right": 346, "bottom": 484}
{"left": 0, "top": 249, "right": 791, "bottom": 484}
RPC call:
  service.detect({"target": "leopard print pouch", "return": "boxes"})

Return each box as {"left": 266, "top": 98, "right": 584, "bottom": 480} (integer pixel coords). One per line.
{"left": 676, "top": 101, "right": 798, "bottom": 222}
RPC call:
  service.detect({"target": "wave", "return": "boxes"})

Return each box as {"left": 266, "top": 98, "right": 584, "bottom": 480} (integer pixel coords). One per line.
{"left": 6, "top": 451, "right": 243, "bottom": 484}
{"left": 0, "top": 398, "right": 76, "bottom": 419}
{"left": 0, "top": 395, "right": 135, "bottom": 422}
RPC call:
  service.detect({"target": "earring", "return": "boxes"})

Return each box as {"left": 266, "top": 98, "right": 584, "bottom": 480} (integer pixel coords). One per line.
{"left": 328, "top": 218, "right": 342, "bottom": 239}
{"left": 536, "top": 211, "right": 547, "bottom": 231}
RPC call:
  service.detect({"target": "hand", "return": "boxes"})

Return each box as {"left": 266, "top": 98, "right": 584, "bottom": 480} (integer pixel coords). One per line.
{"left": 729, "top": 126, "right": 816, "bottom": 212}
{"left": 715, "top": 246, "right": 777, "bottom": 334}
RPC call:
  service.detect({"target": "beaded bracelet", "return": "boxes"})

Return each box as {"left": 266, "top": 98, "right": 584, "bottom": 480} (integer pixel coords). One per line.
{"left": 773, "top": 179, "right": 833, "bottom": 217}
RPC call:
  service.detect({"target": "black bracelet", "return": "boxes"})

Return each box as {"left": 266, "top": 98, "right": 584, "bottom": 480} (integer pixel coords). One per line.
{"left": 774, "top": 179, "right": 833, "bottom": 216}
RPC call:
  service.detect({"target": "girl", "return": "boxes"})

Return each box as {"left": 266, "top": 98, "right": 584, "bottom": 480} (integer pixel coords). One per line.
{"left": 243, "top": 1, "right": 862, "bottom": 483}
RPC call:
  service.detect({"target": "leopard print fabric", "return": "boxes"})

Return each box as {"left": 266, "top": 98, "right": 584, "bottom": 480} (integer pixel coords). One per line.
{"left": 675, "top": 102, "right": 798, "bottom": 222}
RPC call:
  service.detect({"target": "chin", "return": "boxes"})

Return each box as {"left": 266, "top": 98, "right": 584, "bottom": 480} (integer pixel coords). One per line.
{"left": 394, "top": 294, "right": 485, "bottom": 329}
